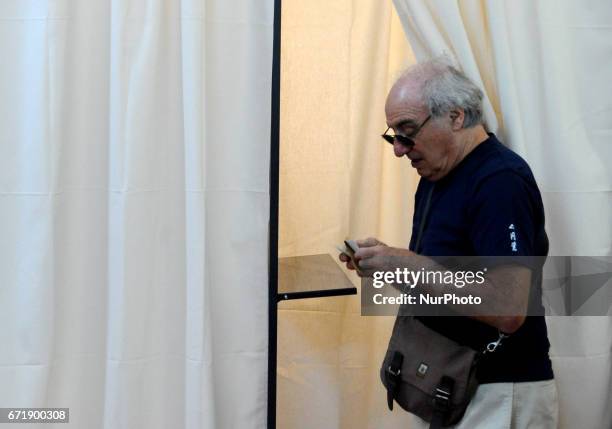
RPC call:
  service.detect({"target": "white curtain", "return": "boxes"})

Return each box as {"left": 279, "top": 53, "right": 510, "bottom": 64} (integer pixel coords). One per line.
{"left": 392, "top": 0, "right": 612, "bottom": 428}
{"left": 0, "top": 1, "right": 272, "bottom": 428}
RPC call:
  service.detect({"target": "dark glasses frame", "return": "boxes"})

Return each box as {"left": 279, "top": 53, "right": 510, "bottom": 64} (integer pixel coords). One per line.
{"left": 381, "top": 115, "right": 432, "bottom": 148}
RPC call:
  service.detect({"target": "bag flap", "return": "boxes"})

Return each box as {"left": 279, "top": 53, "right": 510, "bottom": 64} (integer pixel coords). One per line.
{"left": 384, "top": 316, "right": 478, "bottom": 405}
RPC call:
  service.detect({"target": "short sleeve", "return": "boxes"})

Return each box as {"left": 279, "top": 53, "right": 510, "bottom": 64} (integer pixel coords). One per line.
{"left": 467, "top": 170, "right": 542, "bottom": 262}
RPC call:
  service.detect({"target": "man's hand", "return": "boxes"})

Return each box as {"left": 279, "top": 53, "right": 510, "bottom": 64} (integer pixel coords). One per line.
{"left": 338, "top": 237, "right": 530, "bottom": 332}
{"left": 339, "top": 237, "right": 417, "bottom": 277}
{"left": 339, "top": 237, "right": 384, "bottom": 272}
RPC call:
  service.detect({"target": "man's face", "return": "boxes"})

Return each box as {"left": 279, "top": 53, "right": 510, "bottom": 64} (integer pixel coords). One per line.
{"left": 384, "top": 82, "right": 459, "bottom": 182}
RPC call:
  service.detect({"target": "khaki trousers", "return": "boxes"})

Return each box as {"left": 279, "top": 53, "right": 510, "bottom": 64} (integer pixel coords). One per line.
{"left": 409, "top": 379, "right": 559, "bottom": 429}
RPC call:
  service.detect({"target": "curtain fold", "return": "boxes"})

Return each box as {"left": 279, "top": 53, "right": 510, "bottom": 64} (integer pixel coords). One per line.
{"left": 392, "top": 1, "right": 612, "bottom": 428}
{"left": 0, "top": 1, "right": 272, "bottom": 428}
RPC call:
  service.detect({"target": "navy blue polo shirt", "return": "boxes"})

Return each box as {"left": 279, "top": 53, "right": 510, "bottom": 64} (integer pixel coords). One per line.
{"left": 409, "top": 133, "right": 554, "bottom": 383}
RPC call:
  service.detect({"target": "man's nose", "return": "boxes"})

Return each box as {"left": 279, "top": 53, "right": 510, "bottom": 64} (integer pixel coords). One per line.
{"left": 393, "top": 141, "right": 412, "bottom": 158}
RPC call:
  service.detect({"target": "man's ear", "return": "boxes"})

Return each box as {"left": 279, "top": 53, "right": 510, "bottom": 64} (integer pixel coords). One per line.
{"left": 449, "top": 109, "right": 465, "bottom": 130}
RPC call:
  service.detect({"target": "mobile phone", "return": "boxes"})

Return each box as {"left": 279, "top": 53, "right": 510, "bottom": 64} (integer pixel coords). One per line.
{"left": 342, "top": 239, "right": 361, "bottom": 273}
{"left": 344, "top": 240, "right": 359, "bottom": 257}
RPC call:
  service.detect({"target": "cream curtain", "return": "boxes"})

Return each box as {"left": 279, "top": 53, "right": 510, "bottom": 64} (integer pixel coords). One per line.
{"left": 278, "top": 1, "right": 419, "bottom": 427}
{"left": 279, "top": 0, "right": 611, "bottom": 428}
{"left": 391, "top": 1, "right": 612, "bottom": 428}
{"left": 0, "top": 1, "right": 272, "bottom": 428}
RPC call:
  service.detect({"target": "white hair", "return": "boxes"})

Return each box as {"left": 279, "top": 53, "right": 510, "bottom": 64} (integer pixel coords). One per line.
{"left": 399, "top": 57, "right": 484, "bottom": 128}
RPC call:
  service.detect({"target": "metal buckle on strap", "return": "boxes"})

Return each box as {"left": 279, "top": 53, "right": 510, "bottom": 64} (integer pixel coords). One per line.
{"left": 484, "top": 331, "right": 509, "bottom": 354}
{"left": 434, "top": 376, "right": 454, "bottom": 414}
{"left": 387, "top": 365, "right": 401, "bottom": 377}
{"left": 435, "top": 386, "right": 451, "bottom": 403}
{"left": 435, "top": 387, "right": 450, "bottom": 398}
{"left": 387, "top": 351, "right": 403, "bottom": 379}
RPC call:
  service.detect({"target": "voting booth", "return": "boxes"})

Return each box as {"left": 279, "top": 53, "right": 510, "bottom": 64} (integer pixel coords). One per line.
{"left": 269, "top": 1, "right": 612, "bottom": 428}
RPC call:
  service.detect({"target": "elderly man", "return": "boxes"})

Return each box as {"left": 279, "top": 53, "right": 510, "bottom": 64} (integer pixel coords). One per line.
{"left": 339, "top": 59, "right": 558, "bottom": 428}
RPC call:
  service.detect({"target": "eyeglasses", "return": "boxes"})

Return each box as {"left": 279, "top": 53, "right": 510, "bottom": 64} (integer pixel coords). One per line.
{"left": 381, "top": 115, "right": 431, "bottom": 148}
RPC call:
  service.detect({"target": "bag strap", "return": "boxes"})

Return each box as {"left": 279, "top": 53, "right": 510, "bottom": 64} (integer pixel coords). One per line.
{"left": 384, "top": 351, "right": 404, "bottom": 411}
{"left": 430, "top": 376, "right": 454, "bottom": 429}
{"left": 414, "top": 184, "right": 435, "bottom": 254}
